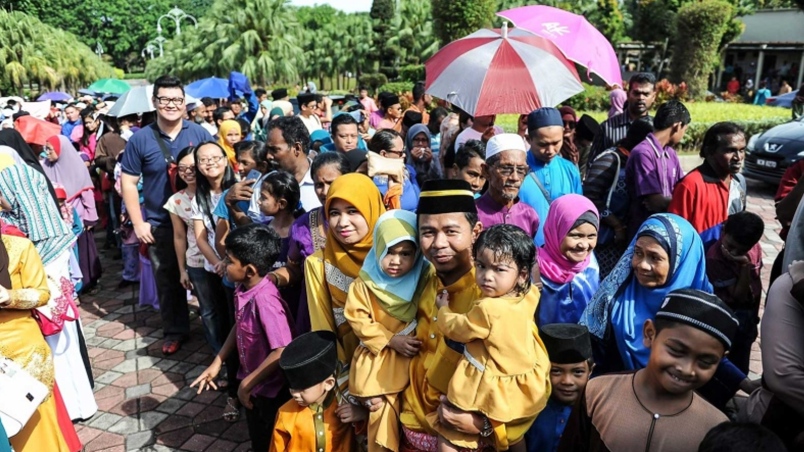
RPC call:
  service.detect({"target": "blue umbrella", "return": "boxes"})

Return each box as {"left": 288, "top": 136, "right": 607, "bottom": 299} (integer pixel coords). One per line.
{"left": 37, "top": 91, "right": 72, "bottom": 102}
{"left": 185, "top": 77, "right": 230, "bottom": 99}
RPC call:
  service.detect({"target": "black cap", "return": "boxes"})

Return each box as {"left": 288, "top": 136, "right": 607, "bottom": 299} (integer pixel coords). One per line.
{"left": 271, "top": 88, "right": 288, "bottom": 100}
{"left": 656, "top": 289, "right": 738, "bottom": 350}
{"left": 541, "top": 324, "right": 593, "bottom": 364}
{"left": 576, "top": 114, "right": 600, "bottom": 142}
{"left": 279, "top": 331, "right": 338, "bottom": 390}
{"left": 417, "top": 179, "right": 477, "bottom": 215}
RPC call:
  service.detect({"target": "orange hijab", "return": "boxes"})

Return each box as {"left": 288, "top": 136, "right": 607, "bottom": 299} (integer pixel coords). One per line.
{"left": 322, "top": 173, "right": 386, "bottom": 306}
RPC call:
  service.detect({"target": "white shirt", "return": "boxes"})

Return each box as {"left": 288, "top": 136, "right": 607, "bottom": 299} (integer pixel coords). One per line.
{"left": 454, "top": 125, "right": 504, "bottom": 152}
{"left": 247, "top": 161, "right": 321, "bottom": 223}
{"left": 201, "top": 121, "right": 217, "bottom": 137}
{"left": 298, "top": 113, "right": 322, "bottom": 134}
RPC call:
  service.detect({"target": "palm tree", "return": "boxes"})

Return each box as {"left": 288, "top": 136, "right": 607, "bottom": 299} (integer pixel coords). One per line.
{"left": 0, "top": 10, "right": 113, "bottom": 94}
{"left": 147, "top": 0, "right": 304, "bottom": 85}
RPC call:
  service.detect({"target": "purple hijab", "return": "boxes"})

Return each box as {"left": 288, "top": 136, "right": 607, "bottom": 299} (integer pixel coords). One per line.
{"left": 538, "top": 194, "right": 599, "bottom": 284}
{"left": 41, "top": 135, "right": 98, "bottom": 223}
{"left": 609, "top": 88, "right": 627, "bottom": 118}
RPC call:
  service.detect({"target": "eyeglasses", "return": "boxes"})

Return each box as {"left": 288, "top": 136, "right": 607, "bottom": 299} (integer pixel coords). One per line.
{"left": 177, "top": 165, "right": 196, "bottom": 173}
{"left": 384, "top": 149, "right": 406, "bottom": 158}
{"left": 197, "top": 155, "right": 225, "bottom": 165}
{"left": 495, "top": 165, "right": 529, "bottom": 177}
{"left": 412, "top": 136, "right": 429, "bottom": 144}
{"left": 155, "top": 96, "right": 185, "bottom": 106}
{"left": 563, "top": 121, "right": 576, "bottom": 129}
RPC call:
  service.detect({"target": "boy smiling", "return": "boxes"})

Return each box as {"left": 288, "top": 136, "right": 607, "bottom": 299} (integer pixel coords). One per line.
{"left": 558, "top": 289, "right": 737, "bottom": 452}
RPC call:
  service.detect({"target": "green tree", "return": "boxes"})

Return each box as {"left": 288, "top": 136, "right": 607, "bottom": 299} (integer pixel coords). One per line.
{"left": 146, "top": 0, "right": 303, "bottom": 86}
{"left": 396, "top": 0, "right": 439, "bottom": 66}
{"left": 1, "top": 0, "right": 211, "bottom": 71}
{"left": 370, "top": 0, "right": 400, "bottom": 79}
{"left": 670, "top": 0, "right": 733, "bottom": 98}
{"left": 587, "top": 0, "right": 627, "bottom": 44}
{"left": 0, "top": 9, "right": 114, "bottom": 94}
{"left": 432, "top": 0, "right": 496, "bottom": 45}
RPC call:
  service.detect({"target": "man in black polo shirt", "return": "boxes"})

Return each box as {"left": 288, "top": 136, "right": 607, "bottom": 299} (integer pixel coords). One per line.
{"left": 120, "top": 75, "right": 214, "bottom": 355}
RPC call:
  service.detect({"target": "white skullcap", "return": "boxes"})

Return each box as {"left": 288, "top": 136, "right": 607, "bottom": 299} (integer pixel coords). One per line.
{"left": 485, "top": 133, "right": 527, "bottom": 161}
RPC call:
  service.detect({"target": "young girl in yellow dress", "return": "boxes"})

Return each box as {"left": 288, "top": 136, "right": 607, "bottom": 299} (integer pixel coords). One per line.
{"left": 345, "top": 209, "right": 428, "bottom": 452}
{"left": 432, "top": 224, "right": 549, "bottom": 452}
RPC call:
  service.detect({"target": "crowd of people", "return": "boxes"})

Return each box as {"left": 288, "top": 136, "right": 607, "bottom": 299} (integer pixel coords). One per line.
{"left": 0, "top": 70, "right": 802, "bottom": 452}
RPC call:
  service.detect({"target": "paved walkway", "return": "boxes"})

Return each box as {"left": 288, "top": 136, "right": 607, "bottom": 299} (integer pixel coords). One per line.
{"left": 75, "top": 262, "right": 251, "bottom": 451}
{"left": 75, "top": 169, "right": 782, "bottom": 451}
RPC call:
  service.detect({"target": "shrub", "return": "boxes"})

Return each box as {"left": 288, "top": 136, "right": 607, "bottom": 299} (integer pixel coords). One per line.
{"left": 399, "top": 64, "right": 425, "bottom": 84}
{"left": 562, "top": 83, "right": 611, "bottom": 112}
{"left": 378, "top": 81, "right": 414, "bottom": 95}
{"left": 670, "top": 0, "right": 734, "bottom": 99}
{"left": 358, "top": 73, "right": 388, "bottom": 94}
{"left": 654, "top": 79, "right": 689, "bottom": 104}
{"left": 432, "top": 0, "right": 496, "bottom": 45}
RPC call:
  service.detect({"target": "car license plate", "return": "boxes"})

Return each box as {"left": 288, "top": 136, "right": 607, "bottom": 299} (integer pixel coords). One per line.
{"left": 757, "top": 159, "right": 777, "bottom": 168}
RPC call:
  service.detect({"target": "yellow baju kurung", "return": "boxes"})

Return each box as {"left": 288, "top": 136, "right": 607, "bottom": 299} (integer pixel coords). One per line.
{"left": 345, "top": 278, "right": 420, "bottom": 452}
{"left": 0, "top": 235, "right": 70, "bottom": 452}
{"left": 399, "top": 266, "right": 479, "bottom": 436}
{"left": 430, "top": 286, "right": 551, "bottom": 450}
{"left": 270, "top": 393, "right": 362, "bottom": 452}
{"left": 306, "top": 250, "right": 359, "bottom": 370}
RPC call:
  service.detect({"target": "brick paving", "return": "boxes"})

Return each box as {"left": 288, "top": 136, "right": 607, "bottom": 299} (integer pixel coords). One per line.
{"left": 75, "top": 158, "right": 781, "bottom": 450}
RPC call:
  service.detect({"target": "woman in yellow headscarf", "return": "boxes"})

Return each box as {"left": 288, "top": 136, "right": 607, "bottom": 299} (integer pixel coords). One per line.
{"left": 217, "top": 119, "right": 242, "bottom": 169}
{"left": 305, "top": 173, "right": 385, "bottom": 414}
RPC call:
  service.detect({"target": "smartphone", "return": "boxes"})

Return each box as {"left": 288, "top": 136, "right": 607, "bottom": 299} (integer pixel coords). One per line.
{"left": 246, "top": 169, "right": 262, "bottom": 181}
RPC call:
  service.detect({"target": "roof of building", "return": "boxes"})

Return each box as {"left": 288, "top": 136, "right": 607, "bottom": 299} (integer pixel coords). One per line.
{"left": 736, "top": 9, "right": 804, "bottom": 44}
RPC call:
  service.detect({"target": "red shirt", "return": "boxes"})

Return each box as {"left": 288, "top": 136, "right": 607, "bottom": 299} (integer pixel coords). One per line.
{"left": 706, "top": 237, "right": 762, "bottom": 310}
{"left": 774, "top": 160, "right": 804, "bottom": 239}
{"left": 668, "top": 163, "right": 744, "bottom": 248}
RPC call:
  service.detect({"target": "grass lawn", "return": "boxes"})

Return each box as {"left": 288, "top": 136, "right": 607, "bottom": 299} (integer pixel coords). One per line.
{"left": 495, "top": 103, "right": 791, "bottom": 152}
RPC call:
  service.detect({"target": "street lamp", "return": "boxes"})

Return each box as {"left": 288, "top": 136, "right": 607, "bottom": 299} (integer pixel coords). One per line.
{"left": 156, "top": 6, "right": 197, "bottom": 36}
{"left": 150, "top": 36, "right": 167, "bottom": 58}
{"left": 141, "top": 43, "right": 156, "bottom": 60}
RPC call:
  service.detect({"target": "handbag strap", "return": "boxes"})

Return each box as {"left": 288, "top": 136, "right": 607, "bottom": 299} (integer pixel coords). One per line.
{"left": 151, "top": 126, "right": 175, "bottom": 165}
{"left": 529, "top": 172, "right": 551, "bottom": 203}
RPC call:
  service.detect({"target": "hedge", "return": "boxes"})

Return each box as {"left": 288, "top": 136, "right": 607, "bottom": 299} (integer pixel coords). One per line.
{"left": 497, "top": 103, "right": 790, "bottom": 152}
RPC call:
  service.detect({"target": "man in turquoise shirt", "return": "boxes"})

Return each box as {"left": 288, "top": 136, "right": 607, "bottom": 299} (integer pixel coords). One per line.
{"left": 519, "top": 107, "right": 583, "bottom": 246}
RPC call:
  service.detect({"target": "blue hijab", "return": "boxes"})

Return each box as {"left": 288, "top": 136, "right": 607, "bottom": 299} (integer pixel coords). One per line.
{"left": 581, "top": 213, "right": 712, "bottom": 369}
{"left": 358, "top": 209, "right": 426, "bottom": 322}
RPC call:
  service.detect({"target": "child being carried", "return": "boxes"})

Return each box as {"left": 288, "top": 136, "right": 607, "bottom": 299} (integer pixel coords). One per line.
{"left": 430, "top": 224, "right": 550, "bottom": 451}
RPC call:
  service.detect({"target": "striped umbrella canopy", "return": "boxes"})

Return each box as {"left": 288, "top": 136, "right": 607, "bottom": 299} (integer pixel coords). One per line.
{"left": 425, "top": 24, "right": 583, "bottom": 117}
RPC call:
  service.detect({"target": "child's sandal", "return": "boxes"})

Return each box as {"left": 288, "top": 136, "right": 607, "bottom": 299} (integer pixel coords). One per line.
{"left": 222, "top": 397, "right": 240, "bottom": 422}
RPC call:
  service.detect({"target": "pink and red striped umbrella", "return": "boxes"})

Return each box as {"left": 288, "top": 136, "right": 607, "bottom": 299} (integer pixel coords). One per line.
{"left": 425, "top": 25, "right": 583, "bottom": 117}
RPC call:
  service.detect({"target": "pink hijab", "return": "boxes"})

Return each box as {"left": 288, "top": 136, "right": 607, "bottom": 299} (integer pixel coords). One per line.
{"left": 609, "top": 88, "right": 627, "bottom": 118}
{"left": 41, "top": 135, "right": 98, "bottom": 222}
{"left": 538, "top": 194, "right": 599, "bottom": 284}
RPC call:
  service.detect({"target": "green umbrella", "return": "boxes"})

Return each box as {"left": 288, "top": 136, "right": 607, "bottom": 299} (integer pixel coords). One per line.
{"left": 87, "top": 78, "right": 131, "bottom": 95}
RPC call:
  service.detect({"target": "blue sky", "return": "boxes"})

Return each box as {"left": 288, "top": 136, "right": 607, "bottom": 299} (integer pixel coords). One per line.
{"left": 288, "top": 0, "right": 372, "bottom": 13}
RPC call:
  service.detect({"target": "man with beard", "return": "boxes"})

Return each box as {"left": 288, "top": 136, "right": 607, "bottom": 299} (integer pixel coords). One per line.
{"left": 669, "top": 122, "right": 747, "bottom": 249}
{"left": 588, "top": 73, "right": 656, "bottom": 164}
{"left": 519, "top": 108, "right": 583, "bottom": 247}
{"left": 476, "top": 133, "right": 540, "bottom": 239}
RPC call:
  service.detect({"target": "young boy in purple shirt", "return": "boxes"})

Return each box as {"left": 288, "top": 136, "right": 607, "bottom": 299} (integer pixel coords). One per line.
{"left": 625, "top": 100, "right": 689, "bottom": 237}
{"left": 191, "top": 223, "right": 295, "bottom": 451}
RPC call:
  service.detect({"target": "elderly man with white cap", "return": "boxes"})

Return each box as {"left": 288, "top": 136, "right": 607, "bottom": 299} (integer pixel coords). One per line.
{"left": 476, "top": 133, "right": 541, "bottom": 240}
{"left": 519, "top": 107, "right": 583, "bottom": 247}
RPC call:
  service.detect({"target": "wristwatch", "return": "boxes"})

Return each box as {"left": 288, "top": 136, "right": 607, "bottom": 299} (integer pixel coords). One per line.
{"left": 480, "top": 416, "right": 493, "bottom": 437}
